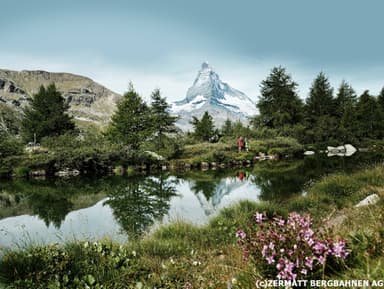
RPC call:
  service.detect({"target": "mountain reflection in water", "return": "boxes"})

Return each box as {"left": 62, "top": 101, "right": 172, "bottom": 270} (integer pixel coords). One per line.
{"left": 0, "top": 152, "right": 382, "bottom": 247}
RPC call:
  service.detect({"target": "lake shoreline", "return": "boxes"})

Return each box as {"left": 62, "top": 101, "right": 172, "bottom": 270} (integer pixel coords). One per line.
{"left": 0, "top": 164, "right": 383, "bottom": 288}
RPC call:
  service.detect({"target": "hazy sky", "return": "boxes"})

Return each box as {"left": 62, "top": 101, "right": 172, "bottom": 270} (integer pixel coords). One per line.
{"left": 1, "top": 0, "right": 383, "bottom": 102}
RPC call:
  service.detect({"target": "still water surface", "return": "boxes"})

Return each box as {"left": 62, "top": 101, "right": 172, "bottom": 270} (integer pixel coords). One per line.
{"left": 0, "top": 153, "right": 381, "bottom": 248}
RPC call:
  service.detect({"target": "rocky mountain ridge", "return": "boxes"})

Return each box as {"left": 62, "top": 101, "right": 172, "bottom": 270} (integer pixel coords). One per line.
{"left": 0, "top": 69, "right": 121, "bottom": 125}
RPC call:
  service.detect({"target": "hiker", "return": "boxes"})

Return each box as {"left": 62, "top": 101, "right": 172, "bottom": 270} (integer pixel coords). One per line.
{"left": 244, "top": 137, "right": 250, "bottom": 152}
{"left": 237, "top": 136, "right": 244, "bottom": 152}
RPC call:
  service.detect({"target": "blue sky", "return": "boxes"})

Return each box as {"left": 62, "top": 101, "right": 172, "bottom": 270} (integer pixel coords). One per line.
{"left": 1, "top": 0, "right": 383, "bottom": 102}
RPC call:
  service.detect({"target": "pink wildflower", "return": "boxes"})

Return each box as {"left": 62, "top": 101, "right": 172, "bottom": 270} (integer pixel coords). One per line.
{"left": 266, "top": 255, "right": 275, "bottom": 264}
{"left": 235, "top": 229, "right": 246, "bottom": 240}
{"left": 332, "top": 240, "right": 349, "bottom": 258}
{"left": 262, "top": 245, "right": 268, "bottom": 257}
{"left": 255, "top": 212, "right": 263, "bottom": 224}
{"left": 317, "top": 255, "right": 326, "bottom": 265}
{"left": 305, "top": 257, "right": 313, "bottom": 270}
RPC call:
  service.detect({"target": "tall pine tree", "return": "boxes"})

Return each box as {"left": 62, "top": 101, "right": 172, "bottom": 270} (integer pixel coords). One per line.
{"left": 334, "top": 81, "right": 357, "bottom": 142}
{"left": 257, "top": 66, "right": 303, "bottom": 129}
{"left": 106, "top": 84, "right": 151, "bottom": 151}
{"left": 221, "top": 118, "right": 234, "bottom": 136}
{"left": 305, "top": 72, "right": 335, "bottom": 122}
{"left": 334, "top": 81, "right": 357, "bottom": 118}
{"left": 192, "top": 111, "right": 215, "bottom": 141}
{"left": 304, "top": 73, "right": 337, "bottom": 143}
{"left": 354, "top": 90, "right": 383, "bottom": 140}
{"left": 377, "top": 87, "right": 384, "bottom": 110}
{"left": 21, "top": 83, "right": 75, "bottom": 142}
{"left": 149, "top": 89, "right": 178, "bottom": 150}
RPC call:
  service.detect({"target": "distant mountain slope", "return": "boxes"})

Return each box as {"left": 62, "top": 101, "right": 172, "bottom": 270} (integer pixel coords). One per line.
{"left": 171, "top": 62, "right": 257, "bottom": 131}
{"left": 0, "top": 69, "right": 121, "bottom": 125}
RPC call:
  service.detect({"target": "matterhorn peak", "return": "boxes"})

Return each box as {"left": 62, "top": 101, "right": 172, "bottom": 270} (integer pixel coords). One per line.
{"left": 171, "top": 62, "right": 257, "bottom": 131}
{"left": 201, "top": 61, "right": 211, "bottom": 70}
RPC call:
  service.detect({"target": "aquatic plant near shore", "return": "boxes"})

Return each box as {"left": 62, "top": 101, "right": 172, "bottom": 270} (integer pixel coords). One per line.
{"left": 237, "top": 212, "right": 350, "bottom": 281}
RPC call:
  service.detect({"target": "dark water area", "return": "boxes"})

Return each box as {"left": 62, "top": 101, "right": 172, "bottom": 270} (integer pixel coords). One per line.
{"left": 0, "top": 152, "right": 383, "bottom": 249}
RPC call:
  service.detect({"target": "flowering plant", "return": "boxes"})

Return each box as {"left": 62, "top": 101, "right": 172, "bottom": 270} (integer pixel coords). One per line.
{"left": 236, "top": 212, "right": 350, "bottom": 281}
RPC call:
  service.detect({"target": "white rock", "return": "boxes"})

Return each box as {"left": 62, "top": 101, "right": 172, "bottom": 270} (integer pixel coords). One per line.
{"left": 355, "top": 194, "right": 380, "bottom": 207}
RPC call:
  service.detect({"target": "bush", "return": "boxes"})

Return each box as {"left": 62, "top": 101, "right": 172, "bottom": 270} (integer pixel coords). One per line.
{"left": 237, "top": 212, "right": 350, "bottom": 281}
{"left": 0, "top": 241, "right": 137, "bottom": 289}
{"left": 0, "top": 135, "right": 23, "bottom": 158}
{"left": 251, "top": 137, "right": 303, "bottom": 156}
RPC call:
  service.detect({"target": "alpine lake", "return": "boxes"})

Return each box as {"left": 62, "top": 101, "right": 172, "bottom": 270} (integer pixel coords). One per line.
{"left": 1, "top": 152, "right": 383, "bottom": 250}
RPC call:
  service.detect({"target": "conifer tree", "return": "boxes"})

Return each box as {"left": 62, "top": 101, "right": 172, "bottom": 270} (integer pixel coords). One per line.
{"left": 192, "top": 111, "right": 215, "bottom": 141}
{"left": 257, "top": 66, "right": 303, "bottom": 129}
{"left": 149, "top": 89, "right": 178, "bottom": 150}
{"left": 106, "top": 84, "right": 151, "bottom": 150}
{"left": 377, "top": 87, "right": 384, "bottom": 110}
{"left": 221, "top": 118, "right": 233, "bottom": 136}
{"left": 355, "top": 90, "right": 383, "bottom": 139}
{"left": 21, "top": 83, "right": 75, "bottom": 142}
{"left": 305, "top": 72, "right": 335, "bottom": 122}
{"left": 304, "top": 73, "right": 337, "bottom": 143}
{"left": 334, "top": 81, "right": 357, "bottom": 118}
{"left": 334, "top": 81, "right": 357, "bottom": 142}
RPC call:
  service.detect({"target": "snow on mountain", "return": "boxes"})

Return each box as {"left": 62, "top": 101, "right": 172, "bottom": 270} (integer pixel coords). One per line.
{"left": 171, "top": 62, "right": 257, "bottom": 131}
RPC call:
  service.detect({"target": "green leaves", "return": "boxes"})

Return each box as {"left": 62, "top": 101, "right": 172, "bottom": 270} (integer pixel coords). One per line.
{"left": 106, "top": 86, "right": 151, "bottom": 151}
{"left": 191, "top": 111, "right": 215, "bottom": 141}
{"left": 149, "top": 88, "right": 178, "bottom": 151}
{"left": 21, "top": 83, "right": 75, "bottom": 143}
{"left": 107, "top": 86, "right": 179, "bottom": 156}
{"left": 257, "top": 66, "right": 303, "bottom": 129}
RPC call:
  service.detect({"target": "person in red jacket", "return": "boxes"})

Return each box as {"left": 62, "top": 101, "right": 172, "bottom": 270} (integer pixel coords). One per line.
{"left": 237, "top": 136, "right": 244, "bottom": 152}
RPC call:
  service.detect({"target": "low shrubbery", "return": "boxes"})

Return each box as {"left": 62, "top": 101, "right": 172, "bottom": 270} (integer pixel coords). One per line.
{"left": 251, "top": 137, "right": 303, "bottom": 157}
{"left": 175, "top": 136, "right": 303, "bottom": 165}
{"left": 237, "top": 212, "right": 349, "bottom": 281}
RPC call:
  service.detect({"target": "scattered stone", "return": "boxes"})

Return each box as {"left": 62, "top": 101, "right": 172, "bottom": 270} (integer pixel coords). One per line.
{"left": 355, "top": 194, "right": 380, "bottom": 207}
{"left": 201, "top": 162, "right": 209, "bottom": 170}
{"left": 29, "top": 170, "right": 46, "bottom": 177}
{"left": 55, "top": 169, "right": 80, "bottom": 177}
{"left": 144, "top": 151, "right": 165, "bottom": 161}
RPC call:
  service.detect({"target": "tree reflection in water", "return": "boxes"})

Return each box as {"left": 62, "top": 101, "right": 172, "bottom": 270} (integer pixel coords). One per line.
{"left": 29, "top": 192, "right": 73, "bottom": 228}
{"left": 252, "top": 160, "right": 307, "bottom": 202}
{"left": 104, "top": 174, "right": 178, "bottom": 239}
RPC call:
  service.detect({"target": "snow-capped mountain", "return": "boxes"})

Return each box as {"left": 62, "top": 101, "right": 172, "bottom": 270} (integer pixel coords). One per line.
{"left": 171, "top": 62, "right": 257, "bottom": 131}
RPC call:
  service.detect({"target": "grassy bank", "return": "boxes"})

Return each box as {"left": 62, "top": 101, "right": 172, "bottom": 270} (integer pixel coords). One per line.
{"left": 0, "top": 165, "right": 383, "bottom": 288}
{"left": 172, "top": 136, "right": 303, "bottom": 166}
{"left": 0, "top": 136, "right": 304, "bottom": 179}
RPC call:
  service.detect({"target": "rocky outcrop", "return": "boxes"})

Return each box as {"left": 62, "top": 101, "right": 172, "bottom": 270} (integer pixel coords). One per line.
{"left": 0, "top": 69, "right": 121, "bottom": 125}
